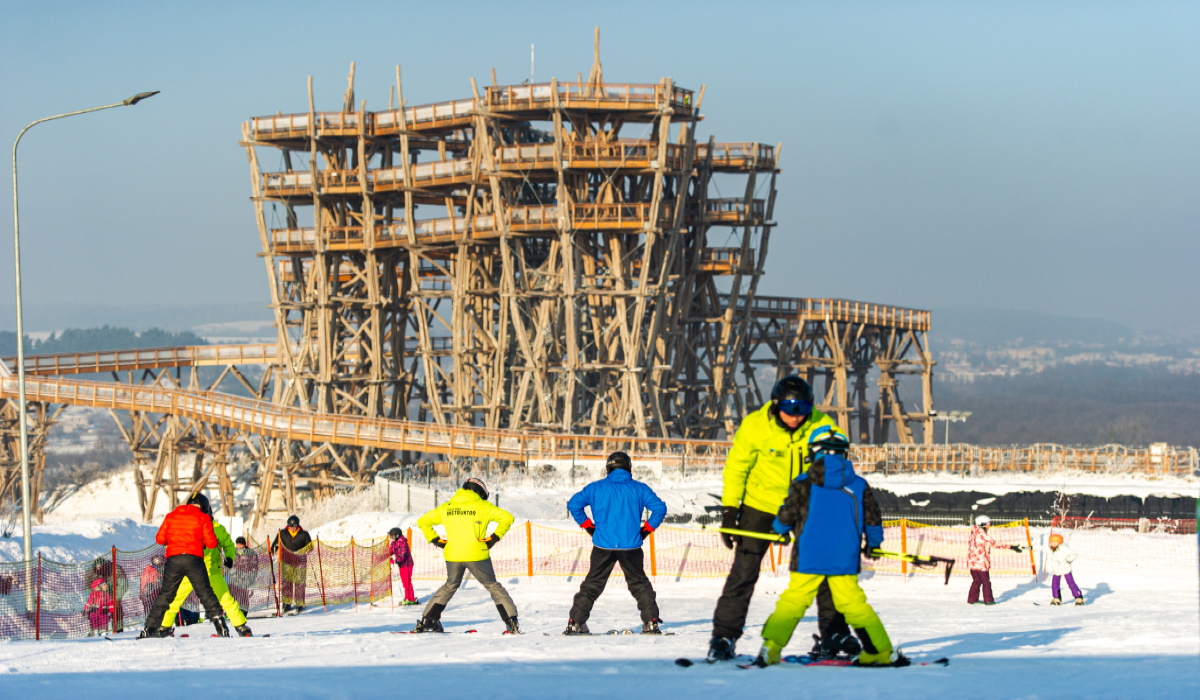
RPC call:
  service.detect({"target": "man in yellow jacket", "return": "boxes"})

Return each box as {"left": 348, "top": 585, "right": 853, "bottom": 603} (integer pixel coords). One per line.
{"left": 159, "top": 494, "right": 252, "bottom": 637}
{"left": 708, "top": 376, "right": 852, "bottom": 662}
{"left": 413, "top": 478, "right": 520, "bottom": 634}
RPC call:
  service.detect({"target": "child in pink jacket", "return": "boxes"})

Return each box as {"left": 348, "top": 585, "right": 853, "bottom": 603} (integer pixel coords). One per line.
{"left": 85, "top": 578, "right": 115, "bottom": 634}
{"left": 967, "top": 515, "right": 1025, "bottom": 605}
{"left": 388, "top": 528, "right": 418, "bottom": 605}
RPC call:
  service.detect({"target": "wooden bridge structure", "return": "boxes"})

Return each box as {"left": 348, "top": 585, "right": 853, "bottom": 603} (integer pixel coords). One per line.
{"left": 1, "top": 34, "right": 938, "bottom": 526}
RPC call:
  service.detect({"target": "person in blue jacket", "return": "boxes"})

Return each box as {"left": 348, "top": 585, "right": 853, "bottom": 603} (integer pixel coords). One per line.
{"left": 564, "top": 451, "right": 668, "bottom": 634}
{"left": 754, "top": 426, "right": 905, "bottom": 667}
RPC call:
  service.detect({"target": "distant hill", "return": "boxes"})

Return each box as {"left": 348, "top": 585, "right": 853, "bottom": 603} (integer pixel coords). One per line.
{"left": 0, "top": 301, "right": 272, "bottom": 335}
{"left": 931, "top": 306, "right": 1137, "bottom": 346}
{"left": 0, "top": 325, "right": 207, "bottom": 356}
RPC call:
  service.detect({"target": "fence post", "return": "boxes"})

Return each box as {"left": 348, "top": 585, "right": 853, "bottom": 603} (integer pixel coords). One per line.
{"left": 900, "top": 520, "right": 909, "bottom": 575}
{"left": 35, "top": 553, "right": 42, "bottom": 641}
{"left": 350, "top": 536, "right": 359, "bottom": 612}
{"left": 314, "top": 537, "right": 328, "bottom": 612}
{"left": 265, "top": 536, "right": 281, "bottom": 617}
{"left": 525, "top": 521, "right": 534, "bottom": 578}
{"left": 388, "top": 541, "right": 395, "bottom": 612}
{"left": 110, "top": 546, "right": 119, "bottom": 634}
{"left": 1023, "top": 518, "right": 1036, "bottom": 575}
{"left": 648, "top": 530, "right": 657, "bottom": 577}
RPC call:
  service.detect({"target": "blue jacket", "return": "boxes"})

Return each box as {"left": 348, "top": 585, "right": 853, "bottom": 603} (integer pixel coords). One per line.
{"left": 772, "top": 454, "right": 883, "bottom": 575}
{"left": 567, "top": 469, "right": 668, "bottom": 550}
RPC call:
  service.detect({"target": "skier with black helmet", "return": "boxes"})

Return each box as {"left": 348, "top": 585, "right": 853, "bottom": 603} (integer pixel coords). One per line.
{"left": 387, "top": 527, "right": 418, "bottom": 605}
{"left": 563, "top": 451, "right": 668, "bottom": 634}
{"left": 708, "top": 375, "right": 855, "bottom": 662}
{"left": 156, "top": 493, "right": 253, "bottom": 636}
{"left": 138, "top": 493, "right": 232, "bottom": 639}
{"left": 273, "top": 514, "right": 312, "bottom": 614}
{"left": 413, "top": 478, "right": 520, "bottom": 633}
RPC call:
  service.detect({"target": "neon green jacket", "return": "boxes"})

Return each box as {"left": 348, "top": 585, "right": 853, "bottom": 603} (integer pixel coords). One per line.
{"left": 721, "top": 403, "right": 841, "bottom": 514}
{"left": 204, "top": 522, "right": 237, "bottom": 575}
{"left": 417, "top": 488, "right": 515, "bottom": 562}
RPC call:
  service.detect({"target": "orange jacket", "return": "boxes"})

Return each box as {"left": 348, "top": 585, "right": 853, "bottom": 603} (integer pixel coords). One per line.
{"left": 155, "top": 503, "right": 217, "bottom": 558}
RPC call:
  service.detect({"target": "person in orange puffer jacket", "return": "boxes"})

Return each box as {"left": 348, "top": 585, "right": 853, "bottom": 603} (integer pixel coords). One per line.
{"left": 138, "top": 494, "right": 231, "bottom": 638}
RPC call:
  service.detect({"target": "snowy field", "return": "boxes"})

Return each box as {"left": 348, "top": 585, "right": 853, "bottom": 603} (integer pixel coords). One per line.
{"left": 0, "top": 471, "right": 1196, "bottom": 698}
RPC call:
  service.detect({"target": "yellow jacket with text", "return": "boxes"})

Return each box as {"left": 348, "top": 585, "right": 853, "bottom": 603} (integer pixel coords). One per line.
{"left": 721, "top": 402, "right": 841, "bottom": 515}
{"left": 417, "top": 488, "right": 515, "bottom": 562}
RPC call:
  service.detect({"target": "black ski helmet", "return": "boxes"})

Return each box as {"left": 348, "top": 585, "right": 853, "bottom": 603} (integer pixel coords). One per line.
{"left": 771, "top": 375, "right": 814, "bottom": 403}
{"left": 388, "top": 527, "right": 403, "bottom": 539}
{"left": 605, "top": 451, "right": 632, "bottom": 473}
{"left": 286, "top": 515, "right": 301, "bottom": 528}
{"left": 187, "top": 493, "right": 212, "bottom": 516}
{"left": 462, "top": 477, "right": 489, "bottom": 501}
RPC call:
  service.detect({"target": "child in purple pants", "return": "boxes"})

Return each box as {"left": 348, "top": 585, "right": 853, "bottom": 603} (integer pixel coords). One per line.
{"left": 1043, "top": 533, "right": 1084, "bottom": 605}
{"left": 388, "top": 527, "right": 418, "bottom": 605}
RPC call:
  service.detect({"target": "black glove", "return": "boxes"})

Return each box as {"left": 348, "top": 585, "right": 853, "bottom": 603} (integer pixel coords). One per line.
{"left": 720, "top": 506, "right": 739, "bottom": 550}
{"left": 1009, "top": 545, "right": 1025, "bottom": 553}
{"left": 580, "top": 519, "right": 596, "bottom": 537}
{"left": 640, "top": 523, "right": 655, "bottom": 541}
{"left": 484, "top": 534, "right": 501, "bottom": 549}
{"left": 862, "top": 544, "right": 881, "bottom": 560}
{"left": 224, "top": 557, "right": 234, "bottom": 569}
{"left": 432, "top": 538, "right": 447, "bottom": 549}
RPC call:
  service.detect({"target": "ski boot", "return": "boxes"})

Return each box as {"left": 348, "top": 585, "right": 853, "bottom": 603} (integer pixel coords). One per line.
{"left": 706, "top": 635, "right": 737, "bottom": 663}
{"left": 281, "top": 604, "right": 293, "bottom": 615}
{"left": 413, "top": 617, "right": 443, "bottom": 633}
{"left": 1050, "top": 597, "right": 1062, "bottom": 605}
{"left": 503, "top": 616, "right": 522, "bottom": 635}
{"left": 212, "top": 616, "right": 230, "bottom": 637}
{"left": 1074, "top": 597, "right": 1085, "bottom": 606}
{"left": 753, "top": 639, "right": 784, "bottom": 667}
{"left": 563, "top": 619, "right": 590, "bottom": 635}
{"left": 641, "top": 618, "right": 662, "bottom": 635}
{"left": 810, "top": 632, "right": 861, "bottom": 660}
{"left": 235, "top": 624, "right": 253, "bottom": 637}
{"left": 854, "top": 649, "right": 911, "bottom": 667}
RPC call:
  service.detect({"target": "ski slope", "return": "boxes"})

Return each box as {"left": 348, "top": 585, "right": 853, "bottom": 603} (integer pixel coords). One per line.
{"left": 1, "top": 524, "right": 1196, "bottom": 698}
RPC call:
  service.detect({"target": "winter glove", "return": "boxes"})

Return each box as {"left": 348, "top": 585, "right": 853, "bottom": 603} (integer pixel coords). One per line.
{"left": 720, "top": 506, "right": 740, "bottom": 550}
{"left": 224, "top": 557, "right": 234, "bottom": 569}
{"left": 431, "top": 538, "right": 447, "bottom": 549}
{"left": 1009, "top": 545, "right": 1026, "bottom": 553}
{"left": 483, "top": 534, "right": 501, "bottom": 549}
{"left": 862, "top": 544, "right": 881, "bottom": 560}
{"left": 640, "top": 523, "right": 655, "bottom": 541}
{"left": 580, "top": 518, "right": 596, "bottom": 537}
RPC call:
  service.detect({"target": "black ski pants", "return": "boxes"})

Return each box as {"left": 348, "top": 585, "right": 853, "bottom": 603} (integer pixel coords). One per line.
{"left": 711, "top": 504, "right": 849, "bottom": 641}
{"left": 143, "top": 554, "right": 224, "bottom": 632}
{"left": 569, "top": 546, "right": 659, "bottom": 625}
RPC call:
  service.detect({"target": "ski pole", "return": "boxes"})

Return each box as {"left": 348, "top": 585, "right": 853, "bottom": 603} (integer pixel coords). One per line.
{"left": 714, "top": 527, "right": 790, "bottom": 544}
{"left": 869, "top": 549, "right": 956, "bottom": 585}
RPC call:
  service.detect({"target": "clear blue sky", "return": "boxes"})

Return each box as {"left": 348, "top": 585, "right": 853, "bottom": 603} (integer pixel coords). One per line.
{"left": 2, "top": 0, "right": 1197, "bottom": 333}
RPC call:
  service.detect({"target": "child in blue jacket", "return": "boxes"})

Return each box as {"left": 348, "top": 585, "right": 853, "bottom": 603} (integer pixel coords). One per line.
{"left": 756, "top": 427, "right": 903, "bottom": 666}
{"left": 564, "top": 451, "right": 668, "bottom": 634}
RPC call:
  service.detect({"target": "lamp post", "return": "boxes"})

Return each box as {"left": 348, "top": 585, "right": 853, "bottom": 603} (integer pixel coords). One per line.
{"left": 10, "top": 91, "right": 159, "bottom": 564}
{"left": 929, "top": 410, "right": 973, "bottom": 445}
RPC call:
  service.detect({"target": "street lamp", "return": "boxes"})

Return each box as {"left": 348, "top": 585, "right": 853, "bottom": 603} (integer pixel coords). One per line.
{"left": 929, "top": 410, "right": 973, "bottom": 445}
{"left": 9, "top": 91, "right": 159, "bottom": 563}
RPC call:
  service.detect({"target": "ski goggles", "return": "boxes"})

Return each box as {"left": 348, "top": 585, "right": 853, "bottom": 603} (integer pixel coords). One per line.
{"left": 777, "top": 399, "right": 813, "bottom": 416}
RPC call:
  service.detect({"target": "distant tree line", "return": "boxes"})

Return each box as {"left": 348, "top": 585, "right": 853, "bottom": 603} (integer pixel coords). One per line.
{"left": 933, "top": 363, "right": 1200, "bottom": 448}
{"left": 0, "top": 325, "right": 207, "bottom": 356}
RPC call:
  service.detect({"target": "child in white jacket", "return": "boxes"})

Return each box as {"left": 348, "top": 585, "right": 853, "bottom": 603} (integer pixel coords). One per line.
{"left": 1043, "top": 534, "right": 1084, "bottom": 605}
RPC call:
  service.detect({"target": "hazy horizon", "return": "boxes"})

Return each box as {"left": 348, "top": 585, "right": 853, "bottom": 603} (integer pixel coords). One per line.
{"left": 3, "top": 1, "right": 1197, "bottom": 335}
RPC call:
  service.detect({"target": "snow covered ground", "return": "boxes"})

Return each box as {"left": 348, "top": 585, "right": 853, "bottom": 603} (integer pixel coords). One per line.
{"left": 0, "top": 548, "right": 1196, "bottom": 698}
{"left": 1, "top": 471, "right": 1196, "bottom": 698}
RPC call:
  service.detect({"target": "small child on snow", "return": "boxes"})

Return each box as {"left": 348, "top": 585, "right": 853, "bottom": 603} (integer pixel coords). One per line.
{"left": 387, "top": 527, "right": 418, "bottom": 605}
{"left": 1043, "top": 533, "right": 1085, "bottom": 605}
{"left": 967, "top": 515, "right": 1025, "bottom": 605}
{"left": 85, "top": 578, "right": 115, "bottom": 635}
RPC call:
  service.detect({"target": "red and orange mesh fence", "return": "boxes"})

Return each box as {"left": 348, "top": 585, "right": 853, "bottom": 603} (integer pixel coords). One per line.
{"left": 2, "top": 516, "right": 1194, "bottom": 641}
